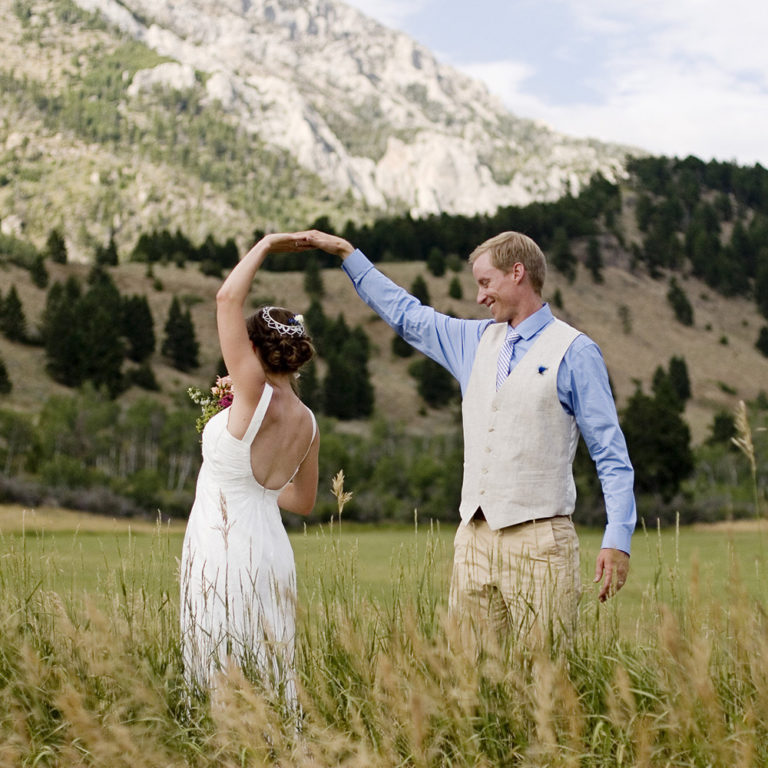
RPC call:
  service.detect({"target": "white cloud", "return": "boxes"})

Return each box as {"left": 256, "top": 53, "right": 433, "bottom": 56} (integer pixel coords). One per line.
{"left": 344, "top": 0, "right": 768, "bottom": 164}
{"left": 459, "top": 1, "right": 768, "bottom": 164}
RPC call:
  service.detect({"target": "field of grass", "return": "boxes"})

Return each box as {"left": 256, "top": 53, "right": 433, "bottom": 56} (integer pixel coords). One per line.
{"left": 2, "top": 504, "right": 766, "bottom": 613}
{"left": 1, "top": 504, "right": 767, "bottom": 766}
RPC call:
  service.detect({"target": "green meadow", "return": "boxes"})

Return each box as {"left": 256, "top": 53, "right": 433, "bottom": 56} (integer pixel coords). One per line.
{"left": 2, "top": 506, "right": 766, "bottom": 615}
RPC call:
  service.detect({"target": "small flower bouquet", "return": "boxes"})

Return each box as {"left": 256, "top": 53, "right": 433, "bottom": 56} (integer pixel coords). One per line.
{"left": 188, "top": 375, "right": 233, "bottom": 433}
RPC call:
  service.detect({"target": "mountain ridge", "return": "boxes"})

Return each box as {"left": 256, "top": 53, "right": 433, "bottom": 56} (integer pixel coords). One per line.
{"left": 1, "top": 0, "right": 641, "bottom": 260}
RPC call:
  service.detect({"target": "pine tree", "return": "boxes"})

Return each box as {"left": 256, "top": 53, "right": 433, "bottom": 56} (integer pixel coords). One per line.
{"left": 122, "top": 294, "right": 156, "bottom": 362}
{"left": 448, "top": 275, "right": 463, "bottom": 300}
{"left": 0, "top": 354, "right": 11, "bottom": 394}
{"left": 667, "top": 355, "right": 692, "bottom": 403}
{"left": 303, "top": 255, "right": 325, "bottom": 297}
{"left": 79, "top": 273, "right": 125, "bottom": 397}
{"left": 95, "top": 235, "right": 119, "bottom": 266}
{"left": 410, "top": 274, "right": 431, "bottom": 305}
{"left": 666, "top": 277, "right": 694, "bottom": 326}
{"left": 409, "top": 356, "right": 458, "bottom": 408}
{"left": 620, "top": 385, "right": 693, "bottom": 501}
{"left": 707, "top": 411, "right": 737, "bottom": 445}
{"left": 125, "top": 361, "right": 159, "bottom": 391}
{"left": 651, "top": 365, "right": 682, "bottom": 413}
{"left": 41, "top": 269, "right": 125, "bottom": 395}
{"left": 391, "top": 332, "right": 414, "bottom": 358}
{"left": 298, "top": 358, "right": 321, "bottom": 411}
{"left": 586, "top": 236, "right": 604, "bottom": 284}
{"left": 162, "top": 296, "right": 199, "bottom": 371}
{"left": 344, "top": 326, "right": 374, "bottom": 418}
{"left": 550, "top": 227, "right": 577, "bottom": 282}
{"left": 0, "top": 285, "right": 27, "bottom": 342}
{"left": 45, "top": 228, "right": 68, "bottom": 264}
{"left": 42, "top": 278, "right": 84, "bottom": 387}
{"left": 426, "top": 247, "right": 446, "bottom": 277}
{"left": 756, "top": 325, "right": 768, "bottom": 357}
{"left": 220, "top": 237, "right": 239, "bottom": 269}
{"left": 652, "top": 357, "right": 691, "bottom": 410}
{"left": 304, "top": 298, "right": 327, "bottom": 357}
{"left": 322, "top": 316, "right": 373, "bottom": 419}
{"left": 635, "top": 193, "right": 654, "bottom": 232}
{"left": 756, "top": 264, "right": 768, "bottom": 319}
{"left": 30, "top": 255, "right": 49, "bottom": 288}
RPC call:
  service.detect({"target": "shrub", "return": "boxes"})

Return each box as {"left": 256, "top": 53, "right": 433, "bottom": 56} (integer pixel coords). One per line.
{"left": 408, "top": 356, "right": 459, "bottom": 408}
{"left": 756, "top": 325, "right": 768, "bottom": 357}
{"left": 410, "top": 274, "right": 430, "bottom": 305}
{"left": 667, "top": 277, "right": 694, "bottom": 326}
{"left": 0, "top": 356, "right": 10, "bottom": 394}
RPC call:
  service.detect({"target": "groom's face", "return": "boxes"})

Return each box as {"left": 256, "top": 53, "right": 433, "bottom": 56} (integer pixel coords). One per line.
{"left": 472, "top": 251, "right": 520, "bottom": 323}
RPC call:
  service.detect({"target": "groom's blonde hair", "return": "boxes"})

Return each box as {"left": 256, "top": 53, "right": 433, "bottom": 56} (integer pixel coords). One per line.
{"left": 468, "top": 231, "right": 547, "bottom": 295}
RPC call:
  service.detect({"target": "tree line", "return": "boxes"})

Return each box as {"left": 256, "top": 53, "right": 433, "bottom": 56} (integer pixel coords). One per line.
{"left": 1, "top": 375, "right": 764, "bottom": 526}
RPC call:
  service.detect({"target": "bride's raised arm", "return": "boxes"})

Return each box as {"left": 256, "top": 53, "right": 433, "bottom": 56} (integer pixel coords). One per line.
{"left": 216, "top": 233, "right": 312, "bottom": 398}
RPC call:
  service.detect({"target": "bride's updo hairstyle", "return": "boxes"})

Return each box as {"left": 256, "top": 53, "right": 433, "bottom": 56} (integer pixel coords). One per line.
{"left": 246, "top": 306, "right": 314, "bottom": 374}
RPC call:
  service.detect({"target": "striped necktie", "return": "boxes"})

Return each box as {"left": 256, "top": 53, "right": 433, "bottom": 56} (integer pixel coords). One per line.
{"left": 496, "top": 326, "right": 522, "bottom": 391}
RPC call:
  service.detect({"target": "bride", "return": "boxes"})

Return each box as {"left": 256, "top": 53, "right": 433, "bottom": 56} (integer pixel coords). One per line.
{"left": 180, "top": 233, "right": 319, "bottom": 702}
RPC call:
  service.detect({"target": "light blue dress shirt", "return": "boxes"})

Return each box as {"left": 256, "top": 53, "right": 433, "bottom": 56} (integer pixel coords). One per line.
{"left": 342, "top": 248, "right": 636, "bottom": 554}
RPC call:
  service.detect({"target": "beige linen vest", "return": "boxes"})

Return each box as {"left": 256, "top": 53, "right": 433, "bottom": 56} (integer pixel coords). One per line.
{"left": 459, "top": 319, "right": 582, "bottom": 530}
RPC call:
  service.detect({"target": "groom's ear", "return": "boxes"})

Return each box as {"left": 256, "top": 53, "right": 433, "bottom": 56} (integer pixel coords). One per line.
{"left": 508, "top": 262, "right": 525, "bottom": 284}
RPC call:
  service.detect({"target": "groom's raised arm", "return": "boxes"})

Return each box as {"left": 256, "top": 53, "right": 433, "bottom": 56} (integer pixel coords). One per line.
{"left": 298, "top": 230, "right": 490, "bottom": 394}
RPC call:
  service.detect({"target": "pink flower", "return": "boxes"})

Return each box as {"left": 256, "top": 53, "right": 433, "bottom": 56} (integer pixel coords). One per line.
{"left": 210, "top": 374, "right": 233, "bottom": 408}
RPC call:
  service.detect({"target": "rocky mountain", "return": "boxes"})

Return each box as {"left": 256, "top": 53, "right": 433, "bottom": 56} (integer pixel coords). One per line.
{"left": 1, "top": 0, "right": 639, "bottom": 258}
{"left": 77, "top": 0, "right": 639, "bottom": 214}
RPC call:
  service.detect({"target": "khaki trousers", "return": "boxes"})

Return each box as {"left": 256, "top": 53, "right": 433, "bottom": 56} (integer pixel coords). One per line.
{"left": 449, "top": 516, "right": 581, "bottom": 644}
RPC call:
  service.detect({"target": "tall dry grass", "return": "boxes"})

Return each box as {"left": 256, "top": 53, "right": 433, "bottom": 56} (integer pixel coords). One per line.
{"left": 1, "top": 504, "right": 767, "bottom": 765}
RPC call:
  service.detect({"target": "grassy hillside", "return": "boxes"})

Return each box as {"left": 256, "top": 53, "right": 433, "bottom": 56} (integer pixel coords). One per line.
{"left": 2, "top": 238, "right": 767, "bottom": 444}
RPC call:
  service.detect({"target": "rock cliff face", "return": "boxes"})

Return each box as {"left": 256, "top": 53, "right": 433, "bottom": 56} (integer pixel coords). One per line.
{"left": 73, "top": 0, "right": 638, "bottom": 217}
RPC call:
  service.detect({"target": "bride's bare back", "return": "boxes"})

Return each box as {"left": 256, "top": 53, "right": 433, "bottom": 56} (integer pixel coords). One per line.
{"left": 246, "top": 387, "right": 314, "bottom": 490}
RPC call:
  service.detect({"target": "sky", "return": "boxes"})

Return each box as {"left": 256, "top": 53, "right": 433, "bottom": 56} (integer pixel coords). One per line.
{"left": 344, "top": 0, "right": 768, "bottom": 167}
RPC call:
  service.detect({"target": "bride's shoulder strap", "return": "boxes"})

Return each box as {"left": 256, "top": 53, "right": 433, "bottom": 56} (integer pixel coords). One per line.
{"left": 242, "top": 383, "right": 273, "bottom": 444}
{"left": 297, "top": 407, "right": 317, "bottom": 467}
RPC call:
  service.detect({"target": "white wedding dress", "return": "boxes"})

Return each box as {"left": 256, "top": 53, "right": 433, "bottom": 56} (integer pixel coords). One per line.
{"left": 180, "top": 383, "right": 315, "bottom": 700}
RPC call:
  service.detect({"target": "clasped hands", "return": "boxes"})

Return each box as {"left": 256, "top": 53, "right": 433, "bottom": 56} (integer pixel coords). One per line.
{"left": 256, "top": 230, "right": 354, "bottom": 258}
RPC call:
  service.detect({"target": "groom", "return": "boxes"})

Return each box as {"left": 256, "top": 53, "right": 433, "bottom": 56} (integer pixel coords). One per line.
{"left": 300, "top": 229, "right": 635, "bottom": 638}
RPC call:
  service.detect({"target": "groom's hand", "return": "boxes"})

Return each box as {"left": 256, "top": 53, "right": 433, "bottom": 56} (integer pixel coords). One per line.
{"left": 594, "top": 548, "right": 630, "bottom": 602}
{"left": 296, "top": 230, "right": 355, "bottom": 259}
{"left": 259, "top": 232, "right": 317, "bottom": 253}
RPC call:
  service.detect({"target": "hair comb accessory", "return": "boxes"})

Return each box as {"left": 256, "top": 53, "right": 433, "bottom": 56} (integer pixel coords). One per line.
{"left": 261, "top": 306, "right": 305, "bottom": 337}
